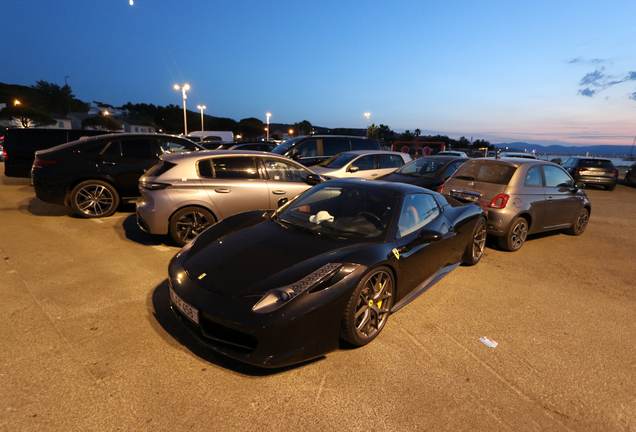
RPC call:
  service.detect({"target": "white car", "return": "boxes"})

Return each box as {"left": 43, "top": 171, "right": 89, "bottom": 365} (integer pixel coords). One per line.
{"left": 437, "top": 150, "right": 468, "bottom": 157}
{"left": 310, "top": 150, "right": 412, "bottom": 180}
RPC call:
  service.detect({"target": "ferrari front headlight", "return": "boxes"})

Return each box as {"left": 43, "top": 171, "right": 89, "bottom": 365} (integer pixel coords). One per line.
{"left": 252, "top": 263, "right": 345, "bottom": 314}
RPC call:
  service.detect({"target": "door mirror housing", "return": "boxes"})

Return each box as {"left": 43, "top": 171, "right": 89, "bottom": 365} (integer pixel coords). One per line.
{"left": 348, "top": 165, "right": 359, "bottom": 173}
{"left": 305, "top": 174, "right": 323, "bottom": 185}
{"left": 573, "top": 181, "right": 585, "bottom": 190}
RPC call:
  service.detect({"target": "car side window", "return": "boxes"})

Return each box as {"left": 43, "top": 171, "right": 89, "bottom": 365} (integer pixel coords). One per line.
{"left": 121, "top": 139, "right": 154, "bottom": 159}
{"left": 351, "top": 155, "right": 377, "bottom": 171}
{"left": 263, "top": 158, "right": 308, "bottom": 182}
{"left": 443, "top": 161, "right": 463, "bottom": 180}
{"left": 102, "top": 141, "right": 122, "bottom": 157}
{"left": 294, "top": 140, "right": 318, "bottom": 158}
{"left": 380, "top": 154, "right": 405, "bottom": 168}
{"left": 396, "top": 194, "right": 440, "bottom": 239}
{"left": 159, "top": 139, "right": 197, "bottom": 154}
{"left": 543, "top": 165, "right": 572, "bottom": 188}
{"left": 524, "top": 165, "right": 543, "bottom": 187}
{"left": 322, "top": 139, "right": 350, "bottom": 155}
{"left": 351, "top": 138, "right": 378, "bottom": 151}
{"left": 198, "top": 157, "right": 259, "bottom": 179}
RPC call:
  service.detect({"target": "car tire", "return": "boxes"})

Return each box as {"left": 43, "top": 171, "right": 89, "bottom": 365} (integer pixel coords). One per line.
{"left": 462, "top": 217, "right": 487, "bottom": 266}
{"left": 169, "top": 206, "right": 216, "bottom": 246}
{"left": 565, "top": 208, "right": 589, "bottom": 236}
{"left": 70, "top": 180, "right": 120, "bottom": 218}
{"left": 605, "top": 184, "right": 616, "bottom": 191}
{"left": 498, "top": 216, "right": 528, "bottom": 252}
{"left": 340, "top": 267, "right": 394, "bottom": 347}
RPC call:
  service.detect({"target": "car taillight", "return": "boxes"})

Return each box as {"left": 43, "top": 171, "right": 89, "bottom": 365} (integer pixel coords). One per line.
{"left": 140, "top": 181, "right": 170, "bottom": 190}
{"left": 574, "top": 167, "right": 587, "bottom": 172}
{"left": 33, "top": 159, "right": 58, "bottom": 167}
{"left": 609, "top": 169, "right": 618, "bottom": 175}
{"left": 488, "top": 194, "right": 509, "bottom": 209}
{"left": 437, "top": 184, "right": 445, "bottom": 193}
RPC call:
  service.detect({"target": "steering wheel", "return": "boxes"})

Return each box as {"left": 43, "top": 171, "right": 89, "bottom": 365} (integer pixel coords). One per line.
{"left": 356, "top": 211, "right": 384, "bottom": 230}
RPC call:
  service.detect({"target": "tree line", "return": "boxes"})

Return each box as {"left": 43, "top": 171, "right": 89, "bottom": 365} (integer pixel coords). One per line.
{"left": 1, "top": 80, "right": 490, "bottom": 148}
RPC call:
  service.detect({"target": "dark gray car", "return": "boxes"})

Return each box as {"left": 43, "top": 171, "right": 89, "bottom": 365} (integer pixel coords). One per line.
{"left": 560, "top": 157, "right": 618, "bottom": 190}
{"left": 439, "top": 158, "right": 591, "bottom": 251}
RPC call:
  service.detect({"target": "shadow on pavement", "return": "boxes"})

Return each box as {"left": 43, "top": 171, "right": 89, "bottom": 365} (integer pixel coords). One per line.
{"left": 148, "top": 280, "right": 322, "bottom": 376}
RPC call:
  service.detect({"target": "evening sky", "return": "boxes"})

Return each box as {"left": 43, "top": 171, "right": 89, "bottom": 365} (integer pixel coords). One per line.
{"left": 2, "top": 0, "right": 635, "bottom": 146}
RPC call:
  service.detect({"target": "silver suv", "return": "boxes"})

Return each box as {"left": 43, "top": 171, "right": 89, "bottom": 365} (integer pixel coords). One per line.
{"left": 136, "top": 151, "right": 322, "bottom": 245}
{"left": 439, "top": 158, "right": 591, "bottom": 251}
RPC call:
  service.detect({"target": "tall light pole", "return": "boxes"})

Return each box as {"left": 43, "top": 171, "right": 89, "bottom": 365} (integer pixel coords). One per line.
{"left": 174, "top": 84, "right": 190, "bottom": 135}
{"left": 65, "top": 76, "right": 73, "bottom": 129}
{"left": 364, "top": 112, "right": 370, "bottom": 137}
{"left": 197, "top": 105, "right": 206, "bottom": 131}
{"left": 266, "top": 112, "right": 272, "bottom": 141}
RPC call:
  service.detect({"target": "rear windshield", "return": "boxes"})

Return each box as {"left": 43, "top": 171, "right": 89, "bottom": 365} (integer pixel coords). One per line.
{"left": 453, "top": 161, "right": 517, "bottom": 185}
{"left": 146, "top": 160, "right": 177, "bottom": 177}
{"left": 579, "top": 159, "right": 615, "bottom": 169}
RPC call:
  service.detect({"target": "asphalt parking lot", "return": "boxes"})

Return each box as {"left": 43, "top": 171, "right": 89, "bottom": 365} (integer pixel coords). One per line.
{"left": 1, "top": 165, "right": 635, "bottom": 431}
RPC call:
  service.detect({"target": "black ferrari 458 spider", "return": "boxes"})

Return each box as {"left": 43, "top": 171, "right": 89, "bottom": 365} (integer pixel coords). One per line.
{"left": 168, "top": 179, "right": 487, "bottom": 368}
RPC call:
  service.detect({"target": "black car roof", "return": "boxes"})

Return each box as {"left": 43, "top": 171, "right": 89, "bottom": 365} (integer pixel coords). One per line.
{"left": 39, "top": 133, "right": 196, "bottom": 153}
{"left": 323, "top": 178, "right": 439, "bottom": 198}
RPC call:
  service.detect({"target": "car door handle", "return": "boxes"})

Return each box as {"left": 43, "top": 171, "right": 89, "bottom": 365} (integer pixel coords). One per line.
{"left": 371, "top": 173, "right": 378, "bottom": 177}
{"left": 272, "top": 190, "right": 286, "bottom": 195}
{"left": 214, "top": 188, "right": 231, "bottom": 193}
{"left": 546, "top": 196, "right": 554, "bottom": 201}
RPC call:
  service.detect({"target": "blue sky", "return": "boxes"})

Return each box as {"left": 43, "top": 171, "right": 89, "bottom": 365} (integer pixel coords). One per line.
{"left": 2, "top": 0, "right": 636, "bottom": 146}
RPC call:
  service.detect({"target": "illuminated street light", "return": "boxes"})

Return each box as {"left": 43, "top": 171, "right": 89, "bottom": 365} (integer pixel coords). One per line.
{"left": 14, "top": 100, "right": 20, "bottom": 106}
{"left": 289, "top": 129, "right": 294, "bottom": 137}
{"left": 174, "top": 84, "right": 190, "bottom": 135}
{"left": 197, "top": 105, "right": 206, "bottom": 131}
{"left": 364, "top": 112, "right": 370, "bottom": 137}
{"left": 266, "top": 112, "right": 271, "bottom": 141}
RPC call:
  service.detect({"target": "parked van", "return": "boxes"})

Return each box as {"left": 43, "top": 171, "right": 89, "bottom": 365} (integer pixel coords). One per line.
{"left": 186, "top": 131, "right": 234, "bottom": 143}
{"left": 272, "top": 135, "right": 381, "bottom": 166}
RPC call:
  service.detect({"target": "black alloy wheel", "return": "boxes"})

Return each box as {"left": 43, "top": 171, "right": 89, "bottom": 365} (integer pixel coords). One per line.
{"left": 169, "top": 207, "right": 216, "bottom": 246}
{"left": 70, "top": 180, "right": 120, "bottom": 218}
{"left": 565, "top": 208, "right": 589, "bottom": 236}
{"left": 341, "top": 267, "right": 394, "bottom": 346}
{"left": 499, "top": 216, "right": 528, "bottom": 252}
{"left": 462, "top": 217, "right": 487, "bottom": 265}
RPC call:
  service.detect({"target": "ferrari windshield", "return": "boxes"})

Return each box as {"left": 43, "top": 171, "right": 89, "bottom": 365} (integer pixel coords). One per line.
{"left": 395, "top": 158, "right": 446, "bottom": 178}
{"left": 278, "top": 183, "right": 398, "bottom": 239}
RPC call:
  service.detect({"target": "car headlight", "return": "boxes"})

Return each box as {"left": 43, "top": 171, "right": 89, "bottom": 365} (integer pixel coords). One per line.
{"left": 252, "top": 263, "right": 361, "bottom": 314}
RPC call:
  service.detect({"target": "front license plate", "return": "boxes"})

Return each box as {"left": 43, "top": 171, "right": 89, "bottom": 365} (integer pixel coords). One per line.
{"left": 170, "top": 287, "right": 199, "bottom": 325}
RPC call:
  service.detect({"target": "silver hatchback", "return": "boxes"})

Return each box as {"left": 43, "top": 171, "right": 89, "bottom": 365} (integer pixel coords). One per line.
{"left": 136, "top": 150, "right": 322, "bottom": 245}
{"left": 439, "top": 158, "right": 591, "bottom": 251}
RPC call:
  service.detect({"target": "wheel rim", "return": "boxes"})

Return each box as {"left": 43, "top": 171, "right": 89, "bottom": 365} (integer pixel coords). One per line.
{"left": 75, "top": 184, "right": 115, "bottom": 216}
{"left": 576, "top": 211, "right": 589, "bottom": 233}
{"left": 175, "top": 211, "right": 213, "bottom": 243}
{"left": 472, "top": 219, "right": 487, "bottom": 260}
{"left": 354, "top": 270, "right": 393, "bottom": 340}
{"left": 510, "top": 220, "right": 528, "bottom": 249}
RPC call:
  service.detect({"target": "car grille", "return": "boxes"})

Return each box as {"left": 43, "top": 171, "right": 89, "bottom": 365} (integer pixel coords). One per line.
{"left": 200, "top": 312, "right": 258, "bottom": 352}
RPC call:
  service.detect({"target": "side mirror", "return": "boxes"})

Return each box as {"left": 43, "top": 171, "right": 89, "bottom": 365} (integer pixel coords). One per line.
{"left": 291, "top": 153, "right": 301, "bottom": 160}
{"left": 573, "top": 181, "right": 585, "bottom": 190}
{"left": 305, "top": 174, "right": 323, "bottom": 185}
{"left": 348, "top": 166, "right": 359, "bottom": 173}
{"left": 277, "top": 197, "right": 289, "bottom": 207}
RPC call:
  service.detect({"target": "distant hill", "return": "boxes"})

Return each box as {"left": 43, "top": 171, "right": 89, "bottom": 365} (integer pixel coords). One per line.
{"left": 495, "top": 142, "right": 636, "bottom": 157}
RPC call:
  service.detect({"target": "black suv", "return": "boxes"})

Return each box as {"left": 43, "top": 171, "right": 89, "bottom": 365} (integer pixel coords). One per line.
{"left": 271, "top": 135, "right": 381, "bottom": 166}
{"left": 560, "top": 157, "right": 618, "bottom": 191}
{"left": 32, "top": 133, "right": 202, "bottom": 217}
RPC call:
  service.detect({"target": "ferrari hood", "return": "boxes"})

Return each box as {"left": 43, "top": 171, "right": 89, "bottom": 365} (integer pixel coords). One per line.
{"left": 182, "top": 217, "right": 368, "bottom": 297}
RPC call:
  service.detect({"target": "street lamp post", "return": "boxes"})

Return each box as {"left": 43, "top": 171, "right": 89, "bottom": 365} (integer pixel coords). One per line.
{"left": 266, "top": 112, "right": 271, "bottom": 141}
{"left": 65, "top": 76, "right": 73, "bottom": 129}
{"left": 364, "top": 112, "right": 370, "bottom": 137}
{"left": 174, "top": 84, "right": 190, "bottom": 135}
{"left": 197, "top": 105, "right": 206, "bottom": 131}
